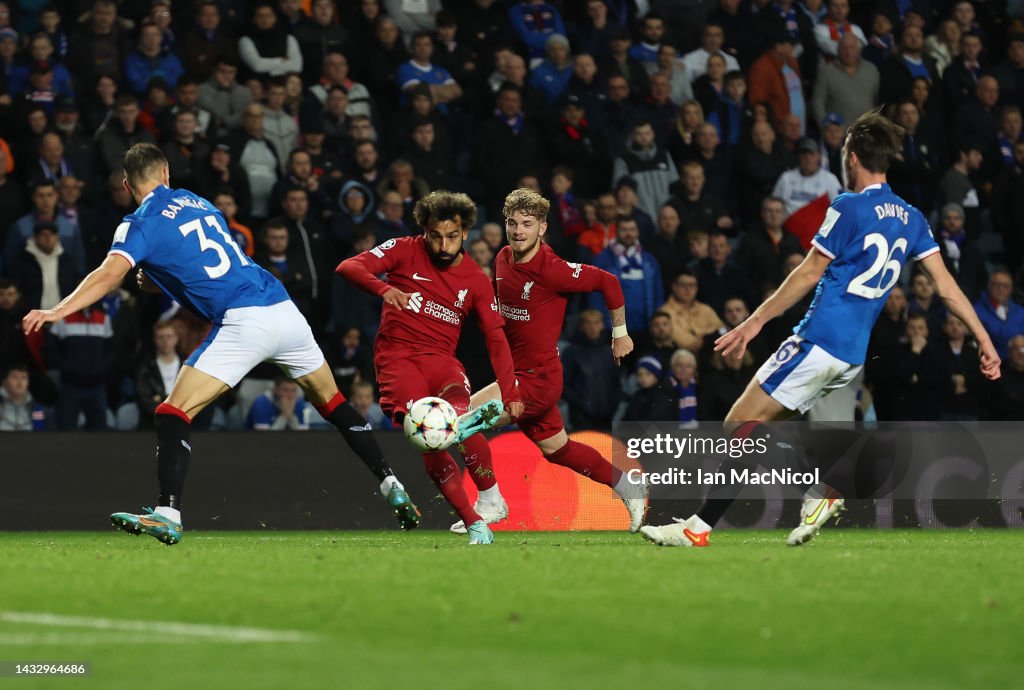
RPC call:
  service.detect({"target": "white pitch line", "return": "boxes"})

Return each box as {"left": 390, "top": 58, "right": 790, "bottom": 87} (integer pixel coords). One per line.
{"left": 0, "top": 612, "right": 315, "bottom": 643}
{"left": 0, "top": 633, "right": 214, "bottom": 645}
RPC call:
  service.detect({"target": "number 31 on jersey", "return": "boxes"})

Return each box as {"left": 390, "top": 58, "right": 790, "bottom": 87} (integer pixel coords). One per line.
{"left": 178, "top": 215, "right": 250, "bottom": 278}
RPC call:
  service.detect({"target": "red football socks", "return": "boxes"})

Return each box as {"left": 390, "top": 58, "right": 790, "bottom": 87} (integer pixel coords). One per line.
{"left": 544, "top": 440, "right": 621, "bottom": 487}
{"left": 422, "top": 451, "right": 482, "bottom": 525}
{"left": 458, "top": 434, "right": 497, "bottom": 491}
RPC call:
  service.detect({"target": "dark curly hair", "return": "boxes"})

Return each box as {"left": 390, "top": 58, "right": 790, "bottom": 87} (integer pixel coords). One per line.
{"left": 844, "top": 111, "right": 904, "bottom": 174}
{"left": 412, "top": 190, "right": 477, "bottom": 230}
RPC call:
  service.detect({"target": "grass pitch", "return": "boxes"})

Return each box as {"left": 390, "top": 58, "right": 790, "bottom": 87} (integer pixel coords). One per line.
{"left": 1, "top": 530, "right": 1021, "bottom": 690}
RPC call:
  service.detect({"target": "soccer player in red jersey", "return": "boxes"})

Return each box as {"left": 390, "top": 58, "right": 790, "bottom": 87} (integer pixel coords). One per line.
{"left": 450, "top": 188, "right": 648, "bottom": 534}
{"left": 336, "top": 191, "right": 522, "bottom": 545}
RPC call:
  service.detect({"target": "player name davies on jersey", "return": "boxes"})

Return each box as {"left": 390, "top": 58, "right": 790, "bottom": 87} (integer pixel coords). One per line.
{"left": 873, "top": 202, "right": 910, "bottom": 224}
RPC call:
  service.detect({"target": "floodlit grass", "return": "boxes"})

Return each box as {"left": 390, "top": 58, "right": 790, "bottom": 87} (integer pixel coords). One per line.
{"left": 1, "top": 530, "right": 1021, "bottom": 689}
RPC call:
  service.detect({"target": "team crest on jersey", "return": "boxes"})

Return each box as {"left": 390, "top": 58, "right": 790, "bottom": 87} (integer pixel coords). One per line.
{"left": 454, "top": 288, "right": 468, "bottom": 308}
{"left": 521, "top": 281, "right": 535, "bottom": 300}
{"left": 566, "top": 262, "right": 583, "bottom": 278}
{"left": 370, "top": 238, "right": 397, "bottom": 258}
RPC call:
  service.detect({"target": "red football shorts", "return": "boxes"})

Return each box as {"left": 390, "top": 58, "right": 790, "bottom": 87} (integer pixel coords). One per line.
{"left": 375, "top": 351, "right": 472, "bottom": 420}
{"left": 514, "top": 364, "right": 565, "bottom": 443}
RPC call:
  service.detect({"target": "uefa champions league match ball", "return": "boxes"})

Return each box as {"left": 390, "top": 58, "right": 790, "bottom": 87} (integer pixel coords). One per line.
{"left": 403, "top": 397, "right": 459, "bottom": 451}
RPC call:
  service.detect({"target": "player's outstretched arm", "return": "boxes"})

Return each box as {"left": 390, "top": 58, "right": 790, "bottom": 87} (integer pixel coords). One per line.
{"left": 715, "top": 248, "right": 831, "bottom": 359}
{"left": 920, "top": 252, "right": 1001, "bottom": 380}
{"left": 336, "top": 252, "right": 410, "bottom": 308}
{"left": 22, "top": 254, "right": 132, "bottom": 334}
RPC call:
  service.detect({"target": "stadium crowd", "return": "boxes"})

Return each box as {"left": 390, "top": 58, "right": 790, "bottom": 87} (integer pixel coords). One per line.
{"left": 2, "top": 0, "right": 1024, "bottom": 431}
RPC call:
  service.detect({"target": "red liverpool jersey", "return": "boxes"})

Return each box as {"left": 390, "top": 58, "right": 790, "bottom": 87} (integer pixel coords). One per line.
{"left": 495, "top": 243, "right": 624, "bottom": 370}
{"left": 338, "top": 236, "right": 504, "bottom": 356}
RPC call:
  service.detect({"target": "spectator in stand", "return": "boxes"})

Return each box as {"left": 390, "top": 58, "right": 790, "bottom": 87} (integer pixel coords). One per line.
{"left": 364, "top": 16, "right": 408, "bottom": 116}
{"left": 15, "top": 61, "right": 70, "bottom": 118}
{"left": 231, "top": 102, "right": 279, "bottom": 220}
{"left": 887, "top": 101, "right": 941, "bottom": 214}
{"left": 974, "top": 269, "right": 1024, "bottom": 360}
{"left": 474, "top": 83, "right": 546, "bottom": 215}
{"left": 736, "top": 120, "right": 787, "bottom": 225}
{"left": 642, "top": 72, "right": 678, "bottom": 146}
{"left": 813, "top": 0, "right": 866, "bottom": 60}
{"left": 246, "top": 378, "right": 314, "bottom": 430}
{"left": 0, "top": 279, "right": 29, "bottom": 374}
{"left": 935, "top": 144, "right": 982, "bottom": 240}
{"left": 892, "top": 314, "right": 943, "bottom": 421}
{"left": 652, "top": 44, "right": 692, "bottom": 108}
{"left": 811, "top": 33, "right": 879, "bottom": 128}
{"left": 659, "top": 269, "right": 723, "bottom": 353}
{"left": 572, "top": 0, "right": 616, "bottom": 61}
{"left": 134, "top": 321, "right": 214, "bottom": 430}
{"left": 508, "top": 0, "right": 566, "bottom": 65}
{"left": 943, "top": 31, "right": 985, "bottom": 113}
{"left": 351, "top": 139, "right": 385, "bottom": 192}
{"left": 46, "top": 305, "right": 114, "bottom": 430}
{"left": 879, "top": 24, "right": 939, "bottom": 108}
{"left": 908, "top": 271, "right": 948, "bottom": 336}
{"left": 397, "top": 31, "right": 462, "bottom": 116}
{"left": 295, "top": 0, "right": 350, "bottom": 83}
{"left": 97, "top": 95, "right": 156, "bottom": 178}
{"left": 5, "top": 180, "right": 85, "bottom": 278}
{"left": 182, "top": 1, "right": 237, "bottom": 83}
{"left": 748, "top": 29, "right": 803, "bottom": 133}
{"left": 736, "top": 196, "right": 803, "bottom": 295}
{"left": 936, "top": 314, "right": 984, "bottom": 421}
{"left": 772, "top": 136, "right": 842, "bottom": 219}
{"left": 375, "top": 159, "right": 429, "bottom": 227}
{"left": 9, "top": 33, "right": 73, "bottom": 97}
{"left": 614, "top": 177, "right": 655, "bottom": 244}
{"left": 623, "top": 355, "right": 677, "bottom": 422}
{"left": 238, "top": 2, "right": 303, "bottom": 80}
{"left": 669, "top": 161, "right": 732, "bottom": 236}
{"left": 924, "top": 18, "right": 960, "bottom": 77}
{"left": 693, "top": 53, "right": 728, "bottom": 122}
{"left": 123, "top": 20, "right": 183, "bottom": 97}
{"left": 255, "top": 218, "right": 314, "bottom": 320}
{"left": 262, "top": 78, "right": 299, "bottom": 175}
{"left": 629, "top": 13, "right": 665, "bottom": 67}
{"left": 161, "top": 111, "right": 209, "bottom": 190}
{"left": 403, "top": 119, "right": 451, "bottom": 191}
{"left": 633, "top": 310, "right": 677, "bottom": 372}
{"left": 304, "top": 52, "right": 373, "bottom": 121}
{"left": 370, "top": 190, "right": 415, "bottom": 244}
{"left": 198, "top": 60, "right": 252, "bottom": 138}
{"left": 529, "top": 34, "right": 572, "bottom": 105}
{"left": 28, "top": 133, "right": 74, "bottom": 189}
{"left": 468, "top": 238, "right": 494, "bottom": 274}
{"left": 612, "top": 121, "right": 678, "bottom": 219}
{"left": 195, "top": 140, "right": 252, "bottom": 220}
{"left": 0, "top": 365, "right": 51, "bottom": 431}
{"left": 0, "top": 147, "right": 27, "bottom": 244}
{"left": 602, "top": 27, "right": 650, "bottom": 97}
{"left": 990, "top": 334, "right": 1024, "bottom": 419}
{"left": 589, "top": 216, "right": 663, "bottom": 337}
{"left": 271, "top": 149, "right": 330, "bottom": 219}
{"left": 348, "top": 379, "right": 392, "bottom": 430}
{"left": 212, "top": 190, "right": 255, "bottom": 258}
{"left": 992, "top": 32, "right": 1024, "bottom": 114}
{"left": 695, "top": 230, "right": 755, "bottom": 314}
{"left": 682, "top": 22, "right": 739, "bottom": 84}
{"left": 280, "top": 186, "right": 329, "bottom": 318}
{"left": 67, "top": 0, "right": 130, "bottom": 89}
{"left": 12, "top": 221, "right": 79, "bottom": 311}
{"left": 648, "top": 204, "right": 689, "bottom": 294}
{"left": 668, "top": 348, "right": 698, "bottom": 428}
{"left": 561, "top": 308, "right": 620, "bottom": 430}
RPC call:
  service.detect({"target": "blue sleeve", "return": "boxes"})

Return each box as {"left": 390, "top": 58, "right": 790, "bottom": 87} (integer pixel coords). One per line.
{"left": 246, "top": 396, "right": 276, "bottom": 429}
{"left": 810, "top": 195, "right": 857, "bottom": 260}
{"left": 108, "top": 219, "right": 152, "bottom": 267}
{"left": 396, "top": 63, "right": 416, "bottom": 90}
{"left": 551, "top": 7, "right": 566, "bottom": 37}
{"left": 909, "top": 211, "right": 940, "bottom": 261}
{"left": 507, "top": 6, "right": 529, "bottom": 42}
{"left": 123, "top": 53, "right": 149, "bottom": 95}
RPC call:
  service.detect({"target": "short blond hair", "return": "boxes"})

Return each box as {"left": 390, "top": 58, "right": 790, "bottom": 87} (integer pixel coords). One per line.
{"left": 503, "top": 187, "right": 550, "bottom": 222}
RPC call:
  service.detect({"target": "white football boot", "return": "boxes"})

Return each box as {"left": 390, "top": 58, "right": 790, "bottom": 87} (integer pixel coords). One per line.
{"left": 786, "top": 487, "right": 845, "bottom": 546}
{"left": 639, "top": 514, "right": 711, "bottom": 547}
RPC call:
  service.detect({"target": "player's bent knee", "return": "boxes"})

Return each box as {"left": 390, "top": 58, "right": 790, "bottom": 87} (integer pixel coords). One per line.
{"left": 536, "top": 430, "right": 569, "bottom": 456}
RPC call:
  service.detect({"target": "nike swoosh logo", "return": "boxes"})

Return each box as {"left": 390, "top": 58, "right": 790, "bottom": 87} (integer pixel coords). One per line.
{"left": 139, "top": 516, "right": 165, "bottom": 527}
{"left": 412, "top": 273, "right": 431, "bottom": 281}
{"left": 495, "top": 277, "right": 504, "bottom": 280}
{"left": 683, "top": 528, "right": 709, "bottom": 546}
{"left": 348, "top": 424, "right": 371, "bottom": 431}
{"left": 804, "top": 500, "right": 827, "bottom": 525}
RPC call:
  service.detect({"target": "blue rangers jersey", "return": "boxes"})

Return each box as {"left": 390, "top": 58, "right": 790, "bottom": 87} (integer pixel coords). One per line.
{"left": 108, "top": 186, "right": 289, "bottom": 324}
{"left": 796, "top": 183, "right": 939, "bottom": 365}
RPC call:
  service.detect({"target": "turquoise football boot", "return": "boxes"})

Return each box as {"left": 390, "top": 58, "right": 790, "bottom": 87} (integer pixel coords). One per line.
{"left": 467, "top": 520, "right": 494, "bottom": 545}
{"left": 453, "top": 399, "right": 505, "bottom": 444}
{"left": 110, "top": 507, "right": 183, "bottom": 545}
{"left": 386, "top": 487, "right": 421, "bottom": 531}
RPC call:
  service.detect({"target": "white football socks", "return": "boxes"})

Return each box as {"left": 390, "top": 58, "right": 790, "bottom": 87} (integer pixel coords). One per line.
{"left": 380, "top": 475, "right": 404, "bottom": 497}
{"left": 478, "top": 484, "right": 502, "bottom": 504}
{"left": 154, "top": 506, "right": 181, "bottom": 525}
